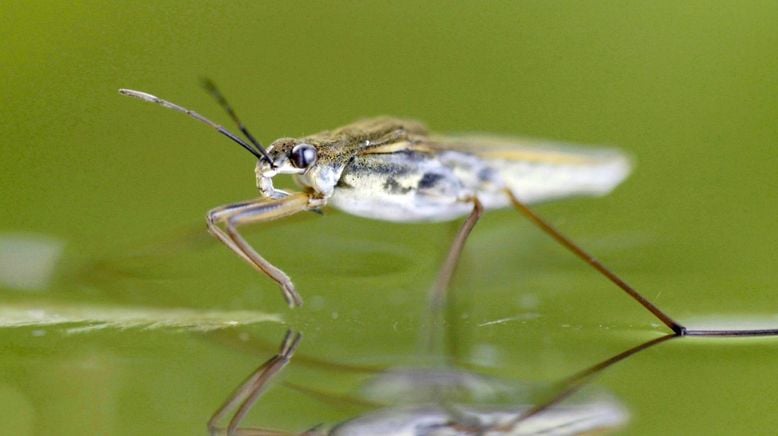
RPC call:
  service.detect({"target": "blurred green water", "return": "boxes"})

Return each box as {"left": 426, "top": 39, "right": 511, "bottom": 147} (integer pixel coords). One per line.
{"left": 1, "top": 1, "right": 778, "bottom": 434}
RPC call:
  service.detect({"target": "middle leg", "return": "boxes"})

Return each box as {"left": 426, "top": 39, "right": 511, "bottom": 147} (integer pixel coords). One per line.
{"left": 424, "top": 198, "right": 484, "bottom": 357}
{"left": 429, "top": 197, "right": 484, "bottom": 310}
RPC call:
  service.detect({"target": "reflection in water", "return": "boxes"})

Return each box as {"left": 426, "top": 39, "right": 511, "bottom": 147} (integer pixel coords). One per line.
{"left": 330, "top": 401, "right": 625, "bottom": 435}
{"left": 334, "top": 365, "right": 627, "bottom": 435}
{"left": 206, "top": 330, "right": 690, "bottom": 435}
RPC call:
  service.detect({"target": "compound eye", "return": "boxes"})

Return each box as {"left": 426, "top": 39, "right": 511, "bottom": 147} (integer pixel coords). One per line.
{"left": 289, "top": 143, "right": 317, "bottom": 169}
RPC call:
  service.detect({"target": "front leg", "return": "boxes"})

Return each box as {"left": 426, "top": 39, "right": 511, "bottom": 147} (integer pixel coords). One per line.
{"left": 207, "top": 192, "right": 322, "bottom": 307}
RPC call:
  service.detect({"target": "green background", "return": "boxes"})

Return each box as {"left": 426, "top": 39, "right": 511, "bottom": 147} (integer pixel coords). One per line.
{"left": 2, "top": 1, "right": 778, "bottom": 434}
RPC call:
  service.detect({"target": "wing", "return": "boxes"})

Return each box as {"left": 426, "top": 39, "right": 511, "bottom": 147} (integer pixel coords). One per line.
{"left": 360, "top": 132, "right": 633, "bottom": 204}
{"left": 362, "top": 132, "right": 626, "bottom": 165}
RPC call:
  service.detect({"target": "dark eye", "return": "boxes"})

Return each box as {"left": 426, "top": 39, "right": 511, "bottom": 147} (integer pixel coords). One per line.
{"left": 290, "top": 144, "right": 317, "bottom": 168}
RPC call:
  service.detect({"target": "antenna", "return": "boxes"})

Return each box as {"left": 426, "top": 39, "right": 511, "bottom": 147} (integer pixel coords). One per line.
{"left": 201, "top": 79, "right": 269, "bottom": 160}
{"left": 118, "top": 88, "right": 273, "bottom": 162}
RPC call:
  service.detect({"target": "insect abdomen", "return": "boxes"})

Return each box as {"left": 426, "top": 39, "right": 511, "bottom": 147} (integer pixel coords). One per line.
{"left": 493, "top": 150, "right": 632, "bottom": 204}
{"left": 330, "top": 153, "right": 472, "bottom": 222}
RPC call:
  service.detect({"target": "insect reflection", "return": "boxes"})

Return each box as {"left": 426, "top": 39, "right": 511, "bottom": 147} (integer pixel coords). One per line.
{"left": 205, "top": 328, "right": 686, "bottom": 435}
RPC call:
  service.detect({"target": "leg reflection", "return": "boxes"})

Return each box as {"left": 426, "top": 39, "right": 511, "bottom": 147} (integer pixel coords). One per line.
{"left": 208, "top": 330, "right": 301, "bottom": 436}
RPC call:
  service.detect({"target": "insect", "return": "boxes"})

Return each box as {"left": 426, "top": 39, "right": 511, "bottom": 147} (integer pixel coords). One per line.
{"left": 120, "top": 82, "right": 777, "bottom": 338}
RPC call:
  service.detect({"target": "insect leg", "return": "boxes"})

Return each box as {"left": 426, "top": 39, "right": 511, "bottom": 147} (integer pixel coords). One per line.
{"left": 504, "top": 189, "right": 685, "bottom": 334}
{"left": 507, "top": 191, "right": 778, "bottom": 337}
{"left": 207, "top": 330, "right": 302, "bottom": 435}
{"left": 207, "top": 192, "right": 316, "bottom": 307}
{"left": 423, "top": 198, "right": 483, "bottom": 357}
{"left": 429, "top": 198, "right": 484, "bottom": 310}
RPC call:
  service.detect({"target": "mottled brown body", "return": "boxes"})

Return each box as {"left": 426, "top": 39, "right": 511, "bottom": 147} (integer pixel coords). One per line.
{"left": 260, "top": 117, "right": 630, "bottom": 223}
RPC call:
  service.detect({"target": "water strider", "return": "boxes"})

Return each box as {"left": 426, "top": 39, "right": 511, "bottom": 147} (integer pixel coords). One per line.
{"left": 120, "top": 82, "right": 777, "bottom": 338}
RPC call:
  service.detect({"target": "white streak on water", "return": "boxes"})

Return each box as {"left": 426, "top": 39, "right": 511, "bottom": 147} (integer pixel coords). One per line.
{"left": 0, "top": 303, "right": 282, "bottom": 334}
{"left": 477, "top": 313, "right": 541, "bottom": 327}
